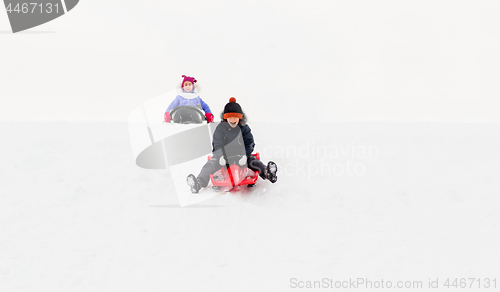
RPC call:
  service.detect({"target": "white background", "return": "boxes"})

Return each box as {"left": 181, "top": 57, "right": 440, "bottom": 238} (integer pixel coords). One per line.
{"left": 1, "top": 0, "right": 500, "bottom": 122}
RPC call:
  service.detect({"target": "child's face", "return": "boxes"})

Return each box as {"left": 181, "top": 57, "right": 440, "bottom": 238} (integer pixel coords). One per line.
{"left": 227, "top": 117, "right": 239, "bottom": 128}
{"left": 183, "top": 81, "right": 193, "bottom": 92}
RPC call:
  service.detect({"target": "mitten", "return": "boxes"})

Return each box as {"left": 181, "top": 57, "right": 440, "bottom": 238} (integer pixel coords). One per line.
{"left": 205, "top": 113, "right": 214, "bottom": 123}
{"left": 164, "top": 112, "right": 171, "bottom": 123}
{"left": 238, "top": 155, "right": 247, "bottom": 166}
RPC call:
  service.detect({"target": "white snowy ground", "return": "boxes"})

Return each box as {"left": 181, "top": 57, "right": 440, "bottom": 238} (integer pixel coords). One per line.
{"left": 1, "top": 121, "right": 499, "bottom": 292}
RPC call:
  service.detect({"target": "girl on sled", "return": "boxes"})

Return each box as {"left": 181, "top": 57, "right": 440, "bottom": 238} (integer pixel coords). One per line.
{"left": 164, "top": 75, "right": 214, "bottom": 123}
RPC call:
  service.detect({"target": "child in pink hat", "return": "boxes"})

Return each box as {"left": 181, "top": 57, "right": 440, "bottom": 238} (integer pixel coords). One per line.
{"left": 164, "top": 75, "right": 214, "bottom": 123}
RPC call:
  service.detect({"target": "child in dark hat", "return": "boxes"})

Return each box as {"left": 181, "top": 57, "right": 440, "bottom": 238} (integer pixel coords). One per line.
{"left": 164, "top": 75, "right": 214, "bottom": 123}
{"left": 186, "top": 97, "right": 278, "bottom": 193}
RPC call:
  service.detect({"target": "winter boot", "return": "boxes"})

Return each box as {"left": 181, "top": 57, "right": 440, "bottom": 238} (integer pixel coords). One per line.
{"left": 186, "top": 174, "right": 202, "bottom": 194}
{"left": 265, "top": 161, "right": 278, "bottom": 183}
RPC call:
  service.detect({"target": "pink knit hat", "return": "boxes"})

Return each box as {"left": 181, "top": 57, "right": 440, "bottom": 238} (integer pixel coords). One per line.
{"left": 181, "top": 75, "right": 197, "bottom": 87}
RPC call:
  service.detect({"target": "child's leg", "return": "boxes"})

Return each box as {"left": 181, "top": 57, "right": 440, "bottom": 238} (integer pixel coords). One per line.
{"left": 247, "top": 155, "right": 267, "bottom": 179}
{"left": 197, "top": 157, "right": 220, "bottom": 187}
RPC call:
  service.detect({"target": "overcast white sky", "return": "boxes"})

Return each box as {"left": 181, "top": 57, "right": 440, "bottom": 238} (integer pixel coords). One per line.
{"left": 1, "top": 0, "right": 499, "bottom": 122}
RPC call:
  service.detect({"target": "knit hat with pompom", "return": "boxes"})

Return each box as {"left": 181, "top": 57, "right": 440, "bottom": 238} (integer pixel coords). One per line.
{"left": 223, "top": 97, "right": 243, "bottom": 119}
{"left": 181, "top": 75, "right": 197, "bottom": 87}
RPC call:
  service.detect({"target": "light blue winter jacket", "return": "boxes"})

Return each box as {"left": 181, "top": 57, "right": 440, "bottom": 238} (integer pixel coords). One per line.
{"left": 165, "top": 89, "right": 212, "bottom": 114}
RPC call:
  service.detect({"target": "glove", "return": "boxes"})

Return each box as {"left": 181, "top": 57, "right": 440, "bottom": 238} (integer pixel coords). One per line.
{"left": 219, "top": 156, "right": 226, "bottom": 166}
{"left": 205, "top": 113, "right": 214, "bottom": 123}
{"left": 164, "top": 112, "right": 171, "bottom": 123}
{"left": 238, "top": 155, "right": 247, "bottom": 166}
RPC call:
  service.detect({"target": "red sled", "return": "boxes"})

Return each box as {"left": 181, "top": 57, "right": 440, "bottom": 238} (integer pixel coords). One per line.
{"left": 207, "top": 153, "right": 261, "bottom": 191}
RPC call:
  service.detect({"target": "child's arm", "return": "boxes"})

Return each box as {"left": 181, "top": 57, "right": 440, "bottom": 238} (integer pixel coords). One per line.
{"left": 242, "top": 125, "right": 256, "bottom": 156}
{"left": 198, "top": 98, "right": 212, "bottom": 114}
{"left": 211, "top": 124, "right": 225, "bottom": 159}
{"left": 166, "top": 96, "right": 181, "bottom": 112}
{"left": 199, "top": 97, "right": 214, "bottom": 122}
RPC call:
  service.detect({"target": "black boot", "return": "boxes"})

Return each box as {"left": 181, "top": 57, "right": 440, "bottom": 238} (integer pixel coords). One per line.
{"left": 265, "top": 161, "right": 278, "bottom": 183}
{"left": 186, "top": 174, "right": 202, "bottom": 194}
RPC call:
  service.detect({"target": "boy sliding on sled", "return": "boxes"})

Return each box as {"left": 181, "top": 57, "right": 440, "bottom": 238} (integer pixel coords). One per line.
{"left": 187, "top": 98, "right": 278, "bottom": 193}
{"left": 164, "top": 75, "right": 214, "bottom": 123}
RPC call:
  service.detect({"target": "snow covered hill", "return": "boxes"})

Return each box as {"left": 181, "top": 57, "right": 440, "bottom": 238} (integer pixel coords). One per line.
{"left": 1, "top": 121, "right": 498, "bottom": 291}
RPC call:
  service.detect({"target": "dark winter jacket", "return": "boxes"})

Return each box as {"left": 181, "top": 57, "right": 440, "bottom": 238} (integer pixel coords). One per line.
{"left": 212, "top": 122, "right": 255, "bottom": 159}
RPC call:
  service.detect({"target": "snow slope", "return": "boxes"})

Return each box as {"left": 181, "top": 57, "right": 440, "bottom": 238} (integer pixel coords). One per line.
{"left": 0, "top": 121, "right": 499, "bottom": 291}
